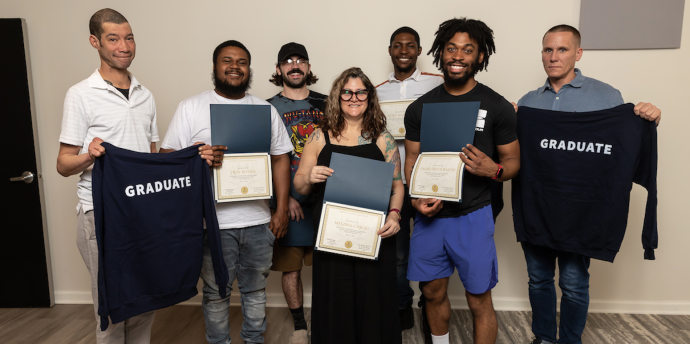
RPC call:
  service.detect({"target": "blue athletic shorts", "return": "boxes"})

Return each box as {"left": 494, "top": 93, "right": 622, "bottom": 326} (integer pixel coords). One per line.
{"left": 407, "top": 205, "right": 498, "bottom": 294}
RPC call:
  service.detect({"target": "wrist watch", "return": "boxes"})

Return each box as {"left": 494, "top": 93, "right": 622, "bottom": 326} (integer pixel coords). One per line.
{"left": 492, "top": 164, "right": 504, "bottom": 180}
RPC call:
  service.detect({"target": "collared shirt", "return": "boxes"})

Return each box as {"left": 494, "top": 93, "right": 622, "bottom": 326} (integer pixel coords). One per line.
{"left": 376, "top": 67, "right": 444, "bottom": 100}
{"left": 60, "top": 69, "right": 159, "bottom": 213}
{"left": 377, "top": 67, "right": 443, "bottom": 184}
{"left": 518, "top": 68, "right": 624, "bottom": 112}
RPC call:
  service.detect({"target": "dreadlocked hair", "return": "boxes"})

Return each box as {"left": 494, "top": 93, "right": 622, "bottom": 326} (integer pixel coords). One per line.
{"left": 428, "top": 18, "right": 496, "bottom": 72}
{"left": 320, "top": 67, "right": 387, "bottom": 142}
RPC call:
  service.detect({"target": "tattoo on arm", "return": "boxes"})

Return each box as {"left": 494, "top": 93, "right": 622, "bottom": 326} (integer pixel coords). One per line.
{"left": 390, "top": 150, "right": 402, "bottom": 181}
{"left": 307, "top": 129, "right": 321, "bottom": 144}
{"left": 383, "top": 131, "right": 402, "bottom": 181}
{"left": 383, "top": 131, "right": 396, "bottom": 154}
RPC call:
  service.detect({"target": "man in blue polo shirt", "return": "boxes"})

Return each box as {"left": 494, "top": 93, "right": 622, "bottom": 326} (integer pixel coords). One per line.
{"left": 515, "top": 24, "right": 661, "bottom": 344}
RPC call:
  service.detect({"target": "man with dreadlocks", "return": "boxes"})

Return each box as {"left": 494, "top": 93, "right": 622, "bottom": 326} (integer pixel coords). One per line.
{"left": 404, "top": 18, "right": 520, "bottom": 344}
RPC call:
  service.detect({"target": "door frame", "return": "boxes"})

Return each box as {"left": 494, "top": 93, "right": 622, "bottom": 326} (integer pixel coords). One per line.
{"left": 20, "top": 17, "right": 55, "bottom": 307}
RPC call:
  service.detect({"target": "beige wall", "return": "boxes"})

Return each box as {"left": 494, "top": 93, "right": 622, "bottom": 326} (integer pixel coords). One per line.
{"left": 2, "top": 0, "right": 688, "bottom": 313}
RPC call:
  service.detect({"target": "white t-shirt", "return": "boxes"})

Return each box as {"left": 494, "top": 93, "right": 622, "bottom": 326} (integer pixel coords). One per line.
{"left": 161, "top": 90, "right": 293, "bottom": 229}
{"left": 376, "top": 67, "right": 444, "bottom": 184}
{"left": 59, "top": 69, "right": 159, "bottom": 213}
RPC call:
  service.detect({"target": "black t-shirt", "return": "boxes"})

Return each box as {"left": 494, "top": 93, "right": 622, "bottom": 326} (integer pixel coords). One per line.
{"left": 405, "top": 83, "right": 517, "bottom": 217}
{"left": 115, "top": 87, "right": 129, "bottom": 100}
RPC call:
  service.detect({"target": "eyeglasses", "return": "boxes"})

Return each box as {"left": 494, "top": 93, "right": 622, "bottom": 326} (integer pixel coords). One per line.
{"left": 340, "top": 89, "right": 369, "bottom": 101}
{"left": 280, "top": 58, "right": 308, "bottom": 67}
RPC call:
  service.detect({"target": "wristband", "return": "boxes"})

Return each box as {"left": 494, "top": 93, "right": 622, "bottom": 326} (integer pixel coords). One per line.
{"left": 492, "top": 164, "right": 504, "bottom": 180}
{"left": 388, "top": 208, "right": 401, "bottom": 221}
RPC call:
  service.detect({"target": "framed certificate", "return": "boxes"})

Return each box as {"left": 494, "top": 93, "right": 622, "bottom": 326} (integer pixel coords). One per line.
{"left": 213, "top": 153, "right": 273, "bottom": 203}
{"left": 380, "top": 99, "right": 414, "bottom": 140}
{"left": 409, "top": 152, "right": 464, "bottom": 202}
{"left": 315, "top": 202, "right": 385, "bottom": 260}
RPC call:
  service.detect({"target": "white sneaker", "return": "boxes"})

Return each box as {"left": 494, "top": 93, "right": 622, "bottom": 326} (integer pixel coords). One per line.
{"left": 289, "top": 329, "right": 309, "bottom": 344}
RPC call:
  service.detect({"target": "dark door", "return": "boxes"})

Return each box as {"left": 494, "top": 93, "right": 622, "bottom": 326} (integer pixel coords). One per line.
{"left": 0, "top": 18, "right": 54, "bottom": 307}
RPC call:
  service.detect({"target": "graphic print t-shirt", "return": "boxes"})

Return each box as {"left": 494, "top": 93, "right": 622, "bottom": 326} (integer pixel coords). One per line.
{"left": 405, "top": 83, "right": 518, "bottom": 217}
{"left": 267, "top": 91, "right": 326, "bottom": 203}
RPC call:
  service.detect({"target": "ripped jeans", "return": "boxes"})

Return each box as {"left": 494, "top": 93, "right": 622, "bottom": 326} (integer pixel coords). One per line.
{"left": 201, "top": 223, "right": 275, "bottom": 344}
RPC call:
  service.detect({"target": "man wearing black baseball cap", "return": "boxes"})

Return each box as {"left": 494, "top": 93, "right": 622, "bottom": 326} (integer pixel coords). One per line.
{"left": 267, "top": 42, "right": 326, "bottom": 344}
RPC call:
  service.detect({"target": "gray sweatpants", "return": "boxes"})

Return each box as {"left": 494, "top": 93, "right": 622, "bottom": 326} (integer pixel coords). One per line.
{"left": 77, "top": 209, "right": 155, "bottom": 344}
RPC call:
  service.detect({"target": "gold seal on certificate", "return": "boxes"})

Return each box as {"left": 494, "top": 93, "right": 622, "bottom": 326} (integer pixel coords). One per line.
{"left": 315, "top": 202, "right": 385, "bottom": 260}
{"left": 379, "top": 99, "right": 414, "bottom": 140}
{"left": 409, "top": 152, "right": 465, "bottom": 202}
{"left": 213, "top": 152, "right": 273, "bottom": 203}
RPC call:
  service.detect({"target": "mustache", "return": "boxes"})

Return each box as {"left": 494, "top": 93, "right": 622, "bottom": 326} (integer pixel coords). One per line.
{"left": 445, "top": 61, "right": 468, "bottom": 67}
{"left": 287, "top": 69, "right": 304, "bottom": 76}
{"left": 225, "top": 69, "right": 244, "bottom": 76}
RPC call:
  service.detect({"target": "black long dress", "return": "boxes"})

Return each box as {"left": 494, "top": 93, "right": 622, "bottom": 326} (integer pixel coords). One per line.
{"left": 310, "top": 133, "right": 401, "bottom": 344}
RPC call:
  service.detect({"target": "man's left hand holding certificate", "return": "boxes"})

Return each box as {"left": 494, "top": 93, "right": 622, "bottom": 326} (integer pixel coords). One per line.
{"left": 210, "top": 104, "right": 273, "bottom": 202}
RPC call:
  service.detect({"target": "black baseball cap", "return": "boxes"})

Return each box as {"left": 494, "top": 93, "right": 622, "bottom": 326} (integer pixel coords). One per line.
{"left": 277, "top": 42, "right": 309, "bottom": 63}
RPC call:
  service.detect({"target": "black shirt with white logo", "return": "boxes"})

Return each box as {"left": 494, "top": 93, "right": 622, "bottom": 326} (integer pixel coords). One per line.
{"left": 405, "top": 83, "right": 517, "bottom": 217}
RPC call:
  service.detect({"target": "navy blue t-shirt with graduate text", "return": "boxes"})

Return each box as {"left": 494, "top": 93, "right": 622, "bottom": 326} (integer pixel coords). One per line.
{"left": 512, "top": 104, "right": 658, "bottom": 262}
{"left": 92, "top": 143, "right": 228, "bottom": 329}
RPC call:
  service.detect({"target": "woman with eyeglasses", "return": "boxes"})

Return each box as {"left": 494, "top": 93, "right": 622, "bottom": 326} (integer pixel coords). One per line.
{"left": 294, "top": 67, "right": 404, "bottom": 344}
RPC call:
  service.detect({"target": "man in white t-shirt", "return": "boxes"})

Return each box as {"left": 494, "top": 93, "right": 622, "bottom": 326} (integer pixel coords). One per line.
{"left": 160, "top": 40, "right": 292, "bottom": 344}
{"left": 57, "top": 8, "right": 158, "bottom": 344}
{"left": 375, "top": 26, "right": 443, "bottom": 337}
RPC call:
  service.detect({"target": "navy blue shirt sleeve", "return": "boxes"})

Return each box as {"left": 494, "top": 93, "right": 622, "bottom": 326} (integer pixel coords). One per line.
{"left": 201, "top": 153, "right": 230, "bottom": 295}
{"left": 92, "top": 156, "right": 111, "bottom": 331}
{"left": 633, "top": 122, "right": 659, "bottom": 260}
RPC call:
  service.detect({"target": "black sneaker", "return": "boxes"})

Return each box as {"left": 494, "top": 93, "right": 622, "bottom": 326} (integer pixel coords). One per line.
{"left": 419, "top": 297, "right": 432, "bottom": 344}
{"left": 531, "top": 338, "right": 556, "bottom": 344}
{"left": 400, "top": 305, "right": 414, "bottom": 331}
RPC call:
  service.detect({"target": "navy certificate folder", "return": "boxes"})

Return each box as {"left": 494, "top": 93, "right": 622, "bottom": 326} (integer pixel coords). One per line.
{"left": 278, "top": 203, "right": 316, "bottom": 247}
{"left": 323, "top": 152, "right": 394, "bottom": 213}
{"left": 421, "top": 102, "right": 480, "bottom": 152}
{"left": 210, "top": 104, "right": 271, "bottom": 153}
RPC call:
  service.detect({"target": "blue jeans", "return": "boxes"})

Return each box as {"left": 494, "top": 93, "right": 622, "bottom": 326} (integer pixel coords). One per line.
{"left": 522, "top": 242, "right": 590, "bottom": 344}
{"left": 201, "top": 223, "right": 275, "bottom": 344}
{"left": 396, "top": 188, "right": 416, "bottom": 309}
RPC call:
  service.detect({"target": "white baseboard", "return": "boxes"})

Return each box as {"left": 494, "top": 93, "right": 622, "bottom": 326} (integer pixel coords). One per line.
{"left": 55, "top": 291, "right": 94, "bottom": 304}
{"left": 55, "top": 291, "right": 690, "bottom": 315}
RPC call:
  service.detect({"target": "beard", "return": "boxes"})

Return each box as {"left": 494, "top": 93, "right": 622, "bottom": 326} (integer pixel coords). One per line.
{"left": 213, "top": 69, "right": 253, "bottom": 97}
{"left": 443, "top": 60, "right": 480, "bottom": 88}
{"left": 282, "top": 69, "right": 307, "bottom": 89}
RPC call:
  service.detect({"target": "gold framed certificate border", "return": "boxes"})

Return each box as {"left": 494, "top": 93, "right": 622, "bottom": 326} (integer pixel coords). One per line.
{"left": 379, "top": 99, "right": 414, "bottom": 140}
{"left": 213, "top": 153, "right": 272, "bottom": 203}
{"left": 315, "top": 202, "right": 384, "bottom": 260}
{"left": 409, "top": 152, "right": 463, "bottom": 202}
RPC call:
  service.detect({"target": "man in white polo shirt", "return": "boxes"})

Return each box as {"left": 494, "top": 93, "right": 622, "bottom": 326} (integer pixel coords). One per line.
{"left": 160, "top": 40, "right": 292, "bottom": 344}
{"left": 376, "top": 26, "right": 443, "bottom": 337}
{"left": 57, "top": 8, "right": 158, "bottom": 344}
